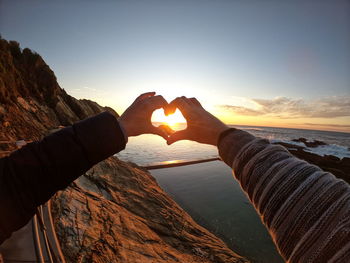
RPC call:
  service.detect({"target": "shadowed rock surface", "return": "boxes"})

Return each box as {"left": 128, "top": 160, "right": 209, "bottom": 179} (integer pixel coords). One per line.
{"left": 291, "top": 137, "right": 327, "bottom": 148}
{"left": 52, "top": 158, "right": 248, "bottom": 263}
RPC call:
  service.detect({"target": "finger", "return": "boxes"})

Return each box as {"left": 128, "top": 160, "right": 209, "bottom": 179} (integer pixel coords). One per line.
{"left": 135, "top": 92, "right": 156, "bottom": 102}
{"left": 167, "top": 97, "right": 192, "bottom": 117}
{"left": 167, "top": 129, "right": 190, "bottom": 145}
{"left": 145, "top": 95, "right": 168, "bottom": 111}
{"left": 189, "top": 97, "right": 203, "bottom": 107}
{"left": 158, "top": 124, "right": 175, "bottom": 136}
{"left": 164, "top": 104, "right": 176, "bottom": 116}
{"left": 149, "top": 126, "right": 169, "bottom": 140}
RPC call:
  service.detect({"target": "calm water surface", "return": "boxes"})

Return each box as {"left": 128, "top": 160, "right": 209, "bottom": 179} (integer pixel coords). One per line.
{"left": 116, "top": 126, "right": 350, "bottom": 263}
{"left": 151, "top": 161, "right": 284, "bottom": 263}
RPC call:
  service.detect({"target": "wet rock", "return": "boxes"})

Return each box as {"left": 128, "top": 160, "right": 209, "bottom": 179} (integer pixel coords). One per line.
{"left": 52, "top": 157, "right": 248, "bottom": 263}
{"left": 274, "top": 141, "right": 350, "bottom": 184}
{"left": 292, "top": 137, "right": 327, "bottom": 148}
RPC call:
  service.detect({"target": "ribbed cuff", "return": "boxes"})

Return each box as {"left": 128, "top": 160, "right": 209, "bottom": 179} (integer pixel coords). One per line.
{"left": 217, "top": 128, "right": 236, "bottom": 146}
{"left": 218, "top": 128, "right": 256, "bottom": 167}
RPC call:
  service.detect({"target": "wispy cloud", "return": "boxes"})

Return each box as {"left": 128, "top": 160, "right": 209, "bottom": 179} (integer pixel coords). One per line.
{"left": 218, "top": 96, "right": 350, "bottom": 119}
{"left": 304, "top": 123, "right": 350, "bottom": 128}
{"left": 219, "top": 105, "right": 261, "bottom": 116}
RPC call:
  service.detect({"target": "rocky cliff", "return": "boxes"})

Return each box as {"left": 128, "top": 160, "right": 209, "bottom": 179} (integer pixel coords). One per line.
{"left": 0, "top": 37, "right": 117, "bottom": 153}
{"left": 0, "top": 38, "right": 248, "bottom": 262}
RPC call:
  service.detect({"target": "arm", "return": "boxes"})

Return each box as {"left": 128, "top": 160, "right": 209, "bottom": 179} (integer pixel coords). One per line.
{"left": 167, "top": 96, "right": 350, "bottom": 262}
{"left": 0, "top": 92, "right": 169, "bottom": 244}
{"left": 218, "top": 129, "right": 350, "bottom": 262}
{"left": 0, "top": 112, "right": 126, "bottom": 243}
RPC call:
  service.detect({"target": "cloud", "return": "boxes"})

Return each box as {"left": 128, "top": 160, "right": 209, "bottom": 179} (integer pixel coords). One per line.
{"left": 219, "top": 105, "right": 261, "bottom": 116}
{"left": 304, "top": 123, "right": 350, "bottom": 128}
{"left": 217, "top": 96, "right": 350, "bottom": 119}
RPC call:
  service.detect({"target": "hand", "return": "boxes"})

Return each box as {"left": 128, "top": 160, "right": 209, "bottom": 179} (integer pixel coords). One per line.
{"left": 166, "top": 96, "right": 229, "bottom": 146}
{"left": 118, "top": 92, "right": 169, "bottom": 140}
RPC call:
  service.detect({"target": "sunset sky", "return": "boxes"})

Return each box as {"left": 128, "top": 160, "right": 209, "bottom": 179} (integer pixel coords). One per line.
{"left": 1, "top": 0, "right": 349, "bottom": 132}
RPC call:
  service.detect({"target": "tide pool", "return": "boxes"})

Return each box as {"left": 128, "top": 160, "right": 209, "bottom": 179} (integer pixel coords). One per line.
{"left": 151, "top": 160, "right": 284, "bottom": 263}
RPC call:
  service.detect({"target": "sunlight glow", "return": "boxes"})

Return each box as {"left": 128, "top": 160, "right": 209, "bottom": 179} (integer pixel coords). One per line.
{"left": 151, "top": 108, "right": 187, "bottom": 129}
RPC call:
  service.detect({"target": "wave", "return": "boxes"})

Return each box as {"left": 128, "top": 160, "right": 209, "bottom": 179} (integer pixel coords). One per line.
{"left": 304, "top": 144, "right": 350, "bottom": 159}
{"left": 270, "top": 139, "right": 306, "bottom": 147}
{"left": 271, "top": 139, "right": 350, "bottom": 159}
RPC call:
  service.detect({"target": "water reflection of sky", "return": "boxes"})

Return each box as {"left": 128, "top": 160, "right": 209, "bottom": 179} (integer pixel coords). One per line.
{"left": 116, "top": 134, "right": 218, "bottom": 166}
{"left": 117, "top": 125, "right": 350, "bottom": 165}
{"left": 151, "top": 161, "right": 284, "bottom": 263}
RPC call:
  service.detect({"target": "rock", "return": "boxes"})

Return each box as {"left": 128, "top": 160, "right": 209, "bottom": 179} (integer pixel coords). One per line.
{"left": 16, "top": 97, "right": 34, "bottom": 112}
{"left": 292, "top": 137, "right": 327, "bottom": 148}
{"left": 52, "top": 157, "right": 248, "bottom": 263}
{"left": 340, "top": 157, "right": 350, "bottom": 167}
{"left": 274, "top": 142, "right": 350, "bottom": 184}
{"left": 0, "top": 37, "right": 117, "bottom": 149}
{"left": 274, "top": 141, "right": 305, "bottom": 151}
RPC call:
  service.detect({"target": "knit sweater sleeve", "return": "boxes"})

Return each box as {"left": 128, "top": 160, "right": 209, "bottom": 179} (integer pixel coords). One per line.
{"left": 218, "top": 129, "right": 350, "bottom": 262}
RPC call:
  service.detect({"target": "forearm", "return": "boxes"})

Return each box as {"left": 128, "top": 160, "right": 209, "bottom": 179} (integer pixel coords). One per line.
{"left": 0, "top": 112, "right": 126, "bottom": 243}
{"left": 218, "top": 129, "right": 350, "bottom": 262}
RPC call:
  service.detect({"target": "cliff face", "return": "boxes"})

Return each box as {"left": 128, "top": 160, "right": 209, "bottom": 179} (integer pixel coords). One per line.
{"left": 0, "top": 38, "right": 248, "bottom": 262}
{"left": 0, "top": 38, "right": 117, "bottom": 152}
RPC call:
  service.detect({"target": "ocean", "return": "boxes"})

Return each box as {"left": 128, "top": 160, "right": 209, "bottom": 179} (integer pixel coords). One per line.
{"left": 117, "top": 125, "right": 350, "bottom": 166}
{"left": 116, "top": 126, "right": 350, "bottom": 263}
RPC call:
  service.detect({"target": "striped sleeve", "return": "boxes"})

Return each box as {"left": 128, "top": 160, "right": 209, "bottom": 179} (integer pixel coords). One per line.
{"left": 218, "top": 129, "right": 350, "bottom": 263}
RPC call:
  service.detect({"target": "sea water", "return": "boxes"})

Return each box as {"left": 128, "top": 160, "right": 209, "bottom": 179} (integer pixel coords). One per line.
{"left": 116, "top": 126, "right": 350, "bottom": 263}
{"left": 117, "top": 125, "right": 350, "bottom": 165}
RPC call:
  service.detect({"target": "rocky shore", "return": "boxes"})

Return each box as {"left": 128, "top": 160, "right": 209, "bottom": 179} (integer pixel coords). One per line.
{"left": 52, "top": 157, "right": 247, "bottom": 263}
{"left": 0, "top": 38, "right": 248, "bottom": 262}
{"left": 274, "top": 138, "right": 350, "bottom": 184}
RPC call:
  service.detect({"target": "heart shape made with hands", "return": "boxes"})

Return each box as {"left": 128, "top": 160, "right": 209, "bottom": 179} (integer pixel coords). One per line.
{"left": 151, "top": 108, "right": 187, "bottom": 135}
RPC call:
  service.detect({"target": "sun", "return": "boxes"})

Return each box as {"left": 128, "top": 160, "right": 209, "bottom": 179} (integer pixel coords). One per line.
{"left": 152, "top": 109, "right": 186, "bottom": 129}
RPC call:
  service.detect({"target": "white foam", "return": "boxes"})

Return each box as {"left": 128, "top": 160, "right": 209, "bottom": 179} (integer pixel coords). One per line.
{"left": 270, "top": 139, "right": 306, "bottom": 148}
{"left": 272, "top": 139, "right": 350, "bottom": 159}
{"left": 304, "top": 144, "right": 350, "bottom": 159}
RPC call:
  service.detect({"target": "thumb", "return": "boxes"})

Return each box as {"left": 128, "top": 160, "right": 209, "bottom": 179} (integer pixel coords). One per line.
{"left": 158, "top": 124, "right": 175, "bottom": 136}
{"left": 149, "top": 126, "right": 169, "bottom": 141}
{"left": 167, "top": 130, "right": 189, "bottom": 145}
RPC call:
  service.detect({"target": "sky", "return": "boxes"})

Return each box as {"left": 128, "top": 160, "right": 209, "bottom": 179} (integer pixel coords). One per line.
{"left": 1, "top": 0, "right": 349, "bottom": 132}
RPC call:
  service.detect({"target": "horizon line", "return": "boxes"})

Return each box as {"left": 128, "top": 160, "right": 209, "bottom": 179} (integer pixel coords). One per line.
{"left": 151, "top": 121, "right": 350, "bottom": 134}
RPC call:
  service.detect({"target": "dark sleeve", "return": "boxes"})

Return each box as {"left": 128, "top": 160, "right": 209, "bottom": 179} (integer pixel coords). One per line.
{"left": 0, "top": 112, "right": 126, "bottom": 243}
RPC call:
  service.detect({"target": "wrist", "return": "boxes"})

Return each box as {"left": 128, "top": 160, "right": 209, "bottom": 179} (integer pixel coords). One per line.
{"left": 207, "top": 123, "right": 229, "bottom": 146}
{"left": 217, "top": 127, "right": 236, "bottom": 146}
{"left": 118, "top": 118, "right": 129, "bottom": 143}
